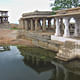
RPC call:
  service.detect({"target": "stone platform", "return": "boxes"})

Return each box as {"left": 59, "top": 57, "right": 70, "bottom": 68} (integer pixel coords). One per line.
{"left": 51, "top": 35, "right": 80, "bottom": 43}
{"left": 51, "top": 35, "right": 80, "bottom": 61}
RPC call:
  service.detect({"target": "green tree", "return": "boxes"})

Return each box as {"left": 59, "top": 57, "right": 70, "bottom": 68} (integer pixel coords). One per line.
{"left": 51, "top": 0, "right": 80, "bottom": 13}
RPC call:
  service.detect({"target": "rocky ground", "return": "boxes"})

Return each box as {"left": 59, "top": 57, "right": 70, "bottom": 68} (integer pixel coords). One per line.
{"left": 0, "top": 29, "right": 33, "bottom": 46}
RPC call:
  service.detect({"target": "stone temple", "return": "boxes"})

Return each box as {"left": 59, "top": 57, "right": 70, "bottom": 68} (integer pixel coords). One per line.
{"left": 19, "top": 10, "right": 53, "bottom": 31}
{"left": 19, "top": 7, "right": 80, "bottom": 38}
{"left": 19, "top": 7, "right": 80, "bottom": 61}
{"left": 0, "top": 10, "right": 9, "bottom": 28}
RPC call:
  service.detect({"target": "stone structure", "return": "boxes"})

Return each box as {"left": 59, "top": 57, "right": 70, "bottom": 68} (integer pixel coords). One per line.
{"left": 0, "top": 10, "right": 9, "bottom": 28}
{"left": 19, "top": 10, "right": 53, "bottom": 31}
{"left": 19, "top": 7, "right": 80, "bottom": 61}
{"left": 50, "top": 7, "right": 80, "bottom": 61}
{"left": 51, "top": 7, "right": 80, "bottom": 38}
{"left": 0, "top": 10, "right": 8, "bottom": 24}
{"left": 19, "top": 7, "right": 80, "bottom": 38}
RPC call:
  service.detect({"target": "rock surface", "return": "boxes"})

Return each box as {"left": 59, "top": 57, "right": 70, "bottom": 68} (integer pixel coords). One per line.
{"left": 0, "top": 29, "right": 33, "bottom": 46}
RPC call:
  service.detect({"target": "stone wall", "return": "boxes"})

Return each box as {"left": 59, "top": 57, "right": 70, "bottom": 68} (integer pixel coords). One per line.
{"left": 17, "top": 30, "right": 63, "bottom": 53}
{"left": 17, "top": 30, "right": 80, "bottom": 61}
{"left": 57, "top": 41, "right": 80, "bottom": 61}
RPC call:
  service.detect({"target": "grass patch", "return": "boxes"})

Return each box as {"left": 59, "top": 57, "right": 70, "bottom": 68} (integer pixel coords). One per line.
{"left": 10, "top": 27, "right": 20, "bottom": 30}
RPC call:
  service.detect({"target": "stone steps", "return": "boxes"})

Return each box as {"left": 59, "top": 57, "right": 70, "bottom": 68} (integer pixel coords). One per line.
{"left": 26, "top": 32, "right": 51, "bottom": 41}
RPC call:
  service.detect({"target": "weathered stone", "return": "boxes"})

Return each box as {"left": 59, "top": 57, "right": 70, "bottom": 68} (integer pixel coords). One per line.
{"left": 48, "top": 43, "right": 58, "bottom": 52}
{"left": 42, "top": 18, "right": 46, "bottom": 31}
{"left": 19, "top": 19, "right": 25, "bottom": 29}
{"left": 38, "top": 41, "right": 48, "bottom": 48}
{"left": 32, "top": 39, "right": 39, "bottom": 46}
{"left": 31, "top": 19, "right": 34, "bottom": 31}
{"left": 56, "top": 41, "right": 80, "bottom": 61}
{"left": 24, "top": 20, "right": 29, "bottom": 31}
{"left": 35, "top": 19, "right": 38, "bottom": 31}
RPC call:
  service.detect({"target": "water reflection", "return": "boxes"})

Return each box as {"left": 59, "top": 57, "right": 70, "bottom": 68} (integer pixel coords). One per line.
{"left": 18, "top": 46, "right": 56, "bottom": 80}
{"left": 18, "top": 46, "right": 80, "bottom": 80}
{"left": 0, "top": 46, "right": 80, "bottom": 80}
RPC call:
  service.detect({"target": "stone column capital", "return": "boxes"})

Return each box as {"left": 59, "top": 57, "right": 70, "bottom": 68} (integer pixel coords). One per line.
{"left": 64, "top": 17, "right": 70, "bottom": 20}
{"left": 43, "top": 18, "right": 46, "bottom": 20}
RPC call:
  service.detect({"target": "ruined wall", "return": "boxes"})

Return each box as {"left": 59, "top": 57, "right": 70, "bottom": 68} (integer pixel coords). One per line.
{"left": 17, "top": 30, "right": 63, "bottom": 52}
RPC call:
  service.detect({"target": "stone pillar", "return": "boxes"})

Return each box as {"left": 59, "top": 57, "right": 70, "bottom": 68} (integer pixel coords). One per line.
{"left": 6, "top": 12, "right": 8, "bottom": 16}
{"left": 74, "top": 18, "right": 80, "bottom": 37}
{"left": 74, "top": 21, "right": 79, "bottom": 37}
{"left": 48, "top": 19, "right": 51, "bottom": 29}
{"left": 78, "top": 21, "right": 80, "bottom": 36}
{"left": 63, "top": 17, "right": 70, "bottom": 37}
{"left": 19, "top": 19, "right": 25, "bottom": 29}
{"left": 31, "top": 19, "right": 34, "bottom": 31}
{"left": 35, "top": 18, "right": 38, "bottom": 31}
{"left": 52, "top": 18, "right": 56, "bottom": 33}
{"left": 42, "top": 18, "right": 46, "bottom": 31}
{"left": 60, "top": 18, "right": 64, "bottom": 35}
{"left": 37, "top": 19, "right": 41, "bottom": 30}
{"left": 24, "top": 20, "right": 29, "bottom": 31}
{"left": 54, "top": 18, "right": 56, "bottom": 27}
{"left": 2, "top": 18, "right": 4, "bottom": 23}
{"left": 55, "top": 18, "right": 61, "bottom": 36}
{"left": 38, "top": 20, "right": 40, "bottom": 26}
{"left": 1, "top": 18, "right": 2, "bottom": 23}
{"left": 28, "top": 20, "right": 31, "bottom": 30}
{"left": 22, "top": 20, "right": 25, "bottom": 29}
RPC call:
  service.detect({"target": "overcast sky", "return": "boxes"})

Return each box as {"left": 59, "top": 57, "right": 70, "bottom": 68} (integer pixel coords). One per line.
{"left": 0, "top": 0, "right": 53, "bottom": 23}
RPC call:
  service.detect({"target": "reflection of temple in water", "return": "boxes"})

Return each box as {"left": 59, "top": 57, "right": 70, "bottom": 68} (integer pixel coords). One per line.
{"left": 23, "top": 55, "right": 55, "bottom": 73}
{"left": 0, "top": 46, "right": 10, "bottom": 52}
{"left": 18, "top": 46, "right": 80, "bottom": 80}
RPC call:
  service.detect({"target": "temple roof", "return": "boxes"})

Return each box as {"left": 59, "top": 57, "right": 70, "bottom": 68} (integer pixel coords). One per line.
{"left": 52, "top": 7, "right": 80, "bottom": 17}
{"left": 22, "top": 10, "right": 52, "bottom": 17}
{"left": 20, "top": 7, "right": 80, "bottom": 19}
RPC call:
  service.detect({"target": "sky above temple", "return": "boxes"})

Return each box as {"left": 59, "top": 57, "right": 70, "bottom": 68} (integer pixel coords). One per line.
{"left": 0, "top": 0, "right": 52, "bottom": 23}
